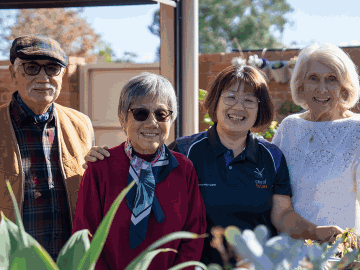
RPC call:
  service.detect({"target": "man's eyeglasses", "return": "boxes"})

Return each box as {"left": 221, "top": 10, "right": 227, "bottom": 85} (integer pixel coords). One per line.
{"left": 129, "top": 108, "right": 173, "bottom": 122}
{"left": 21, "top": 62, "right": 62, "bottom": 77}
{"left": 221, "top": 92, "right": 259, "bottom": 109}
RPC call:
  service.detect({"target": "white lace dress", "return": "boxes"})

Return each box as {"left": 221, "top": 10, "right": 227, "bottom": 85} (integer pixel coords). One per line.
{"left": 272, "top": 113, "right": 360, "bottom": 233}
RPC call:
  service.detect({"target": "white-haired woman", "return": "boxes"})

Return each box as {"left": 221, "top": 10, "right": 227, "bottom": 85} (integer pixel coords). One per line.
{"left": 272, "top": 43, "right": 360, "bottom": 234}
{"left": 73, "top": 73, "right": 206, "bottom": 270}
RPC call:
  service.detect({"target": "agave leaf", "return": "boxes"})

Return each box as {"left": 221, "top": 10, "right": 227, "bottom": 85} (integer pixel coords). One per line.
{"left": 9, "top": 244, "right": 58, "bottom": 270}
{"left": 125, "top": 231, "right": 206, "bottom": 270}
{"left": 332, "top": 250, "right": 358, "bottom": 269}
{"left": 253, "top": 225, "right": 269, "bottom": 246}
{"left": 77, "top": 180, "right": 135, "bottom": 270}
{"left": 230, "top": 229, "right": 274, "bottom": 269}
{"left": 56, "top": 229, "right": 92, "bottom": 270}
{"left": 167, "top": 261, "right": 208, "bottom": 270}
{"left": 224, "top": 226, "right": 242, "bottom": 246}
{"left": 1, "top": 211, "right": 53, "bottom": 269}
{"left": 134, "top": 248, "right": 177, "bottom": 270}
{"left": 321, "top": 238, "right": 342, "bottom": 262}
{"left": 6, "top": 180, "right": 28, "bottom": 249}
{"left": 0, "top": 212, "right": 11, "bottom": 269}
{"left": 206, "top": 264, "right": 223, "bottom": 270}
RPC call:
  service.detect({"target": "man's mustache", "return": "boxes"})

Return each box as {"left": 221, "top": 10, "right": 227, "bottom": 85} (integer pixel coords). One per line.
{"left": 29, "top": 83, "right": 56, "bottom": 92}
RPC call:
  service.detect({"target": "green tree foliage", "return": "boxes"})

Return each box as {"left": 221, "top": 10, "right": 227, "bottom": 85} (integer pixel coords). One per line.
{"left": 148, "top": 0, "right": 293, "bottom": 54}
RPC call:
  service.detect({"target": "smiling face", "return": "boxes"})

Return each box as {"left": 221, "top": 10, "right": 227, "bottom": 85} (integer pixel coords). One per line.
{"left": 124, "top": 96, "right": 171, "bottom": 155}
{"left": 216, "top": 82, "right": 258, "bottom": 136}
{"left": 302, "top": 60, "right": 343, "bottom": 120}
{"left": 10, "top": 59, "right": 64, "bottom": 114}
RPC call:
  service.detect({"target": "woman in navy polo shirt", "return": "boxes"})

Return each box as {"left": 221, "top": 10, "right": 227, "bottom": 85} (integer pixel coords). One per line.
{"left": 166, "top": 65, "right": 343, "bottom": 265}
{"left": 85, "top": 66, "right": 344, "bottom": 266}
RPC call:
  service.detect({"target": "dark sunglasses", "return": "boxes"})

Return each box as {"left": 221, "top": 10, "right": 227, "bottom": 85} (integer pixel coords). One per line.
{"left": 21, "top": 62, "right": 62, "bottom": 77}
{"left": 129, "top": 108, "right": 173, "bottom": 122}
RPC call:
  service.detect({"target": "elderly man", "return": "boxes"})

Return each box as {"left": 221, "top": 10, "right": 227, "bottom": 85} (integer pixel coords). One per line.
{"left": 0, "top": 35, "right": 93, "bottom": 260}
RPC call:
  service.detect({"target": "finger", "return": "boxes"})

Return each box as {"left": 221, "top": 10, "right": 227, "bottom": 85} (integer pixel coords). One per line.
{"left": 89, "top": 149, "right": 105, "bottom": 160}
{"left": 101, "top": 145, "right": 111, "bottom": 157}
{"left": 82, "top": 163, "right": 88, "bottom": 170}
{"left": 85, "top": 155, "right": 98, "bottom": 162}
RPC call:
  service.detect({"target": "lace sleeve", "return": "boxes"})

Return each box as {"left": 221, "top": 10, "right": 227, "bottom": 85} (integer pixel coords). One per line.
{"left": 271, "top": 117, "right": 288, "bottom": 147}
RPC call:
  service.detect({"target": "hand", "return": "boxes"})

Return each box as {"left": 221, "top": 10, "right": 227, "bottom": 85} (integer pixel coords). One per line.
{"left": 315, "top": 225, "right": 345, "bottom": 244}
{"left": 83, "top": 145, "right": 110, "bottom": 169}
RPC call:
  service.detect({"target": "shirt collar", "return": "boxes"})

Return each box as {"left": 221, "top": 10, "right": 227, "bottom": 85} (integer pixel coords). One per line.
{"left": 207, "top": 123, "right": 259, "bottom": 164}
{"left": 10, "top": 91, "right": 55, "bottom": 125}
{"left": 207, "top": 123, "right": 228, "bottom": 157}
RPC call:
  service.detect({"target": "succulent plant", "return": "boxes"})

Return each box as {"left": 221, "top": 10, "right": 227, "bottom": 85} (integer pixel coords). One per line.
{"left": 209, "top": 225, "right": 359, "bottom": 270}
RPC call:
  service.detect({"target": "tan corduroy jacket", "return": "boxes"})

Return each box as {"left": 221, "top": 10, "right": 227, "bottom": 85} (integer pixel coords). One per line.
{"left": 0, "top": 101, "right": 93, "bottom": 225}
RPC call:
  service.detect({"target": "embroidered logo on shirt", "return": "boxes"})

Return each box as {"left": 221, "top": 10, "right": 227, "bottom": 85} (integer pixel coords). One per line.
{"left": 198, "top": 184, "right": 217, "bottom": 187}
{"left": 255, "top": 179, "right": 267, "bottom": 188}
{"left": 254, "top": 168, "right": 264, "bottom": 178}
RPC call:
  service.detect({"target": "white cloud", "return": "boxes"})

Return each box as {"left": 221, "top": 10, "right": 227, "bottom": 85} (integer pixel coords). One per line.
{"left": 339, "top": 42, "right": 349, "bottom": 47}
{"left": 350, "top": 40, "right": 360, "bottom": 46}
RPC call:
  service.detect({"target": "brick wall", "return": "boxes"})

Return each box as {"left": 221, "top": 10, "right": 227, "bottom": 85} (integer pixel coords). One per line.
{"left": 0, "top": 57, "right": 84, "bottom": 110}
{"left": 199, "top": 47, "right": 360, "bottom": 132}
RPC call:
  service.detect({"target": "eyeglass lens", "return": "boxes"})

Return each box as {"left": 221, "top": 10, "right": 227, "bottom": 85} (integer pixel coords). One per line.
{"left": 22, "top": 63, "right": 62, "bottom": 76}
{"left": 222, "top": 93, "right": 259, "bottom": 108}
{"left": 131, "top": 108, "right": 172, "bottom": 122}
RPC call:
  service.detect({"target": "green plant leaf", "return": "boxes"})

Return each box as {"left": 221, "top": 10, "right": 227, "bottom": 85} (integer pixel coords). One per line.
{"left": 9, "top": 245, "right": 58, "bottom": 270}
{"left": 206, "top": 263, "right": 223, "bottom": 270}
{"left": 0, "top": 213, "right": 40, "bottom": 255}
{"left": 77, "top": 180, "right": 136, "bottom": 270}
{"left": 199, "top": 89, "right": 208, "bottom": 101}
{"left": 134, "top": 248, "right": 177, "bottom": 270}
{"left": 6, "top": 180, "right": 28, "bottom": 249}
{"left": 224, "top": 226, "right": 242, "bottom": 246}
{"left": 125, "top": 231, "right": 207, "bottom": 270}
{"left": 56, "top": 229, "right": 92, "bottom": 270}
{"left": 0, "top": 212, "right": 11, "bottom": 269}
{"left": 167, "top": 261, "right": 208, "bottom": 270}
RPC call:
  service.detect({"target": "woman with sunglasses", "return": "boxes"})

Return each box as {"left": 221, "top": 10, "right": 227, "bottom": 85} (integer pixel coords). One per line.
{"left": 72, "top": 72, "right": 206, "bottom": 270}
{"left": 84, "top": 66, "right": 342, "bottom": 268}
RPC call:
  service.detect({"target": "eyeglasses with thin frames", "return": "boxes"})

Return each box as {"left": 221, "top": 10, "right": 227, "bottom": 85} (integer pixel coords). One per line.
{"left": 221, "top": 92, "right": 259, "bottom": 109}
{"left": 129, "top": 108, "right": 173, "bottom": 122}
{"left": 21, "top": 62, "right": 62, "bottom": 77}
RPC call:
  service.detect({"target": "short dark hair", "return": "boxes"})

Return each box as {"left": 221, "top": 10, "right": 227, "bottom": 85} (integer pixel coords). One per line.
{"left": 204, "top": 65, "right": 274, "bottom": 129}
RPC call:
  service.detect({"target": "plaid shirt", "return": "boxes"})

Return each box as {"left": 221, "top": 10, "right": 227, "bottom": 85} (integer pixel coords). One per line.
{"left": 10, "top": 91, "right": 71, "bottom": 260}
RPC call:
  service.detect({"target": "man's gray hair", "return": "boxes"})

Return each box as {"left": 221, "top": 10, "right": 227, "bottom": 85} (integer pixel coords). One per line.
{"left": 290, "top": 43, "right": 360, "bottom": 110}
{"left": 118, "top": 72, "right": 178, "bottom": 128}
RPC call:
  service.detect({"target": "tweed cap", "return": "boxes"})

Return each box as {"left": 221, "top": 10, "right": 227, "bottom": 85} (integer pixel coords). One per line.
{"left": 10, "top": 35, "right": 68, "bottom": 67}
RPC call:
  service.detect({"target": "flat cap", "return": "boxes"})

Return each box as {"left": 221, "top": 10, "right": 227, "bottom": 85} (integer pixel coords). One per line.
{"left": 10, "top": 35, "right": 68, "bottom": 67}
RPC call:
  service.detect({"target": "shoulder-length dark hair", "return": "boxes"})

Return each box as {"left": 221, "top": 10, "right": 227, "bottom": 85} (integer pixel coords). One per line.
{"left": 204, "top": 65, "right": 274, "bottom": 129}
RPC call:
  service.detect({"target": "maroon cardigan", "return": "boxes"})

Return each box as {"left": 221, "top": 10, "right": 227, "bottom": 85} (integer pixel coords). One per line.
{"left": 72, "top": 143, "right": 206, "bottom": 270}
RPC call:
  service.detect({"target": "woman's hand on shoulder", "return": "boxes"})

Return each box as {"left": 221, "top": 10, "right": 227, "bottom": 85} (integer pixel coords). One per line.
{"left": 83, "top": 145, "right": 111, "bottom": 169}
{"left": 315, "top": 225, "right": 345, "bottom": 244}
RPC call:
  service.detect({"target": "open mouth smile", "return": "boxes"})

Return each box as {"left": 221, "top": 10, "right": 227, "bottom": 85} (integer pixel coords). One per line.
{"left": 228, "top": 114, "right": 246, "bottom": 121}
{"left": 313, "top": 97, "right": 330, "bottom": 104}
{"left": 141, "top": 132, "right": 159, "bottom": 138}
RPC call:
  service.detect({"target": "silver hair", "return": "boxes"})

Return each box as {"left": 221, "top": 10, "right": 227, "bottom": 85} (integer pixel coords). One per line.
{"left": 290, "top": 43, "right": 360, "bottom": 110}
{"left": 118, "top": 72, "right": 178, "bottom": 128}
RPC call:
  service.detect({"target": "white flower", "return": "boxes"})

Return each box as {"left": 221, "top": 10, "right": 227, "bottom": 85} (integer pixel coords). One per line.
{"left": 231, "top": 57, "right": 247, "bottom": 67}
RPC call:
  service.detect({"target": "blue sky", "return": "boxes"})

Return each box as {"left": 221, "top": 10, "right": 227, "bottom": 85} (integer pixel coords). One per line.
{"left": 1, "top": 0, "right": 360, "bottom": 62}
{"left": 81, "top": 0, "right": 360, "bottom": 62}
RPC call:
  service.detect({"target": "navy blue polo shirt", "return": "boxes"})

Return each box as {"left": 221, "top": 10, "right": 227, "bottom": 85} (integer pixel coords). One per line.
{"left": 168, "top": 124, "right": 292, "bottom": 265}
